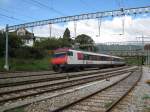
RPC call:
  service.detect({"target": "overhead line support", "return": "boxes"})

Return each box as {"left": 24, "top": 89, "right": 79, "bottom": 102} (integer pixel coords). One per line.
{"left": 4, "top": 24, "right": 9, "bottom": 71}
{"left": 7, "top": 6, "right": 150, "bottom": 31}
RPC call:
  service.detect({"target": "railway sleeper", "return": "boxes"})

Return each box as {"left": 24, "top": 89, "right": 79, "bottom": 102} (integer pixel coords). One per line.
{"left": 70, "top": 104, "right": 106, "bottom": 112}
{"left": 78, "top": 101, "right": 106, "bottom": 107}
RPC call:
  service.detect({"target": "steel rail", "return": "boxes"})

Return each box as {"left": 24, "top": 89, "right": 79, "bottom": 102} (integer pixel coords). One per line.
{"left": 0, "top": 66, "right": 129, "bottom": 88}
{"left": 0, "top": 67, "right": 132, "bottom": 97}
{"left": 0, "top": 68, "right": 136, "bottom": 105}
{"left": 0, "top": 66, "right": 127, "bottom": 79}
{"left": 51, "top": 68, "right": 141, "bottom": 112}
{"left": 0, "top": 72, "right": 57, "bottom": 79}
{"left": 105, "top": 67, "right": 142, "bottom": 112}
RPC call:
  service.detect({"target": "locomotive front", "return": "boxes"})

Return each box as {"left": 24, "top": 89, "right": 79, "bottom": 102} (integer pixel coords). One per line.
{"left": 51, "top": 48, "right": 72, "bottom": 72}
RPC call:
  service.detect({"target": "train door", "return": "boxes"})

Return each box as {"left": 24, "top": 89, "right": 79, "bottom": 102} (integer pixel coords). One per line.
{"left": 85, "top": 54, "right": 89, "bottom": 64}
{"left": 67, "top": 51, "right": 74, "bottom": 64}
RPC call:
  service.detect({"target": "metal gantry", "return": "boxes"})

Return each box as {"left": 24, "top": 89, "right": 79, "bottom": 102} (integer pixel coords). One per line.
{"left": 7, "top": 6, "right": 150, "bottom": 31}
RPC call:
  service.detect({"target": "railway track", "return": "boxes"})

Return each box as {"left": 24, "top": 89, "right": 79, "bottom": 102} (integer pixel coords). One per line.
{"left": 0, "top": 71, "right": 56, "bottom": 79}
{"left": 51, "top": 67, "right": 141, "bottom": 112}
{"left": 0, "top": 67, "right": 136, "bottom": 107}
{"left": 0, "top": 68, "right": 101, "bottom": 79}
{"left": 0, "top": 66, "right": 129, "bottom": 88}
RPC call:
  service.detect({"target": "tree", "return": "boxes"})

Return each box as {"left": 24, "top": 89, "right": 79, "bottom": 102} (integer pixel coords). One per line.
{"left": 0, "top": 32, "right": 5, "bottom": 57}
{"left": 63, "top": 28, "right": 71, "bottom": 39}
{"left": 75, "top": 34, "right": 96, "bottom": 51}
{"left": 62, "top": 28, "right": 73, "bottom": 47}
{"left": 8, "top": 33, "right": 24, "bottom": 49}
{"left": 34, "top": 37, "right": 61, "bottom": 50}
{"left": 0, "top": 32, "right": 24, "bottom": 57}
{"left": 8, "top": 33, "right": 24, "bottom": 57}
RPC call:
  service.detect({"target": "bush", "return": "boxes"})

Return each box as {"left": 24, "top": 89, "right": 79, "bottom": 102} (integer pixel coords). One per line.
{"left": 0, "top": 32, "right": 5, "bottom": 57}
{"left": 14, "top": 47, "right": 45, "bottom": 59}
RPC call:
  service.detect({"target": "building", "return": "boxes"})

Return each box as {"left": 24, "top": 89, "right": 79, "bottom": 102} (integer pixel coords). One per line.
{"left": 11, "top": 28, "right": 35, "bottom": 46}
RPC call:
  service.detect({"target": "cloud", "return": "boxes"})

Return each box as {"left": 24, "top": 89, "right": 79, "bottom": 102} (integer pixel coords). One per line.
{"left": 33, "top": 16, "right": 150, "bottom": 43}
{"left": 33, "top": 24, "right": 65, "bottom": 38}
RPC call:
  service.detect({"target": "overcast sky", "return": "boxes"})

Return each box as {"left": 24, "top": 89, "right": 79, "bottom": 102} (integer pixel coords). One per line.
{"left": 0, "top": 0, "right": 150, "bottom": 43}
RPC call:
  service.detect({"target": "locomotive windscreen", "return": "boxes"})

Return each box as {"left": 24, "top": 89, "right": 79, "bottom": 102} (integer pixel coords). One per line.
{"left": 53, "top": 52, "right": 66, "bottom": 58}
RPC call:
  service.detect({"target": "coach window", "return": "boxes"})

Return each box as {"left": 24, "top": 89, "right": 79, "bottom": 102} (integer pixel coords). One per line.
{"left": 77, "top": 53, "right": 84, "bottom": 60}
{"left": 89, "top": 55, "right": 93, "bottom": 60}
{"left": 98, "top": 56, "right": 101, "bottom": 60}
{"left": 84, "top": 54, "right": 89, "bottom": 60}
{"left": 67, "top": 51, "right": 73, "bottom": 56}
{"left": 101, "top": 56, "right": 105, "bottom": 61}
{"left": 112, "top": 58, "right": 115, "bottom": 61}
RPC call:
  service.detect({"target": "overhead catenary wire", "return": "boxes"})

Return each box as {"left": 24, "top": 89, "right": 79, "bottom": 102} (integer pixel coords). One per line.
{"left": 24, "top": 0, "right": 93, "bottom": 30}
{"left": 0, "top": 7, "right": 36, "bottom": 20}
{"left": 79, "top": 0, "right": 101, "bottom": 30}
{"left": 0, "top": 13, "right": 25, "bottom": 22}
{"left": 28, "top": 0, "right": 66, "bottom": 16}
{"left": 23, "top": 0, "right": 96, "bottom": 41}
{"left": 7, "top": 6, "right": 150, "bottom": 31}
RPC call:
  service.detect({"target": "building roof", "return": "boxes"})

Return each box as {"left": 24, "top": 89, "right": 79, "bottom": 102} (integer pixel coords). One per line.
{"left": 10, "top": 28, "right": 34, "bottom": 39}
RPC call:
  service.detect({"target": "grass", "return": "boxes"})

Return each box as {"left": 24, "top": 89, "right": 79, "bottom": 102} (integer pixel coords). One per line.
{"left": 0, "top": 56, "right": 145, "bottom": 71}
{"left": 0, "top": 57, "right": 51, "bottom": 71}
{"left": 5, "top": 107, "right": 25, "bottom": 112}
{"left": 142, "top": 94, "right": 150, "bottom": 100}
{"left": 144, "top": 107, "right": 150, "bottom": 112}
{"left": 142, "top": 94, "right": 150, "bottom": 112}
{"left": 104, "top": 101, "right": 113, "bottom": 108}
{"left": 125, "top": 56, "right": 145, "bottom": 65}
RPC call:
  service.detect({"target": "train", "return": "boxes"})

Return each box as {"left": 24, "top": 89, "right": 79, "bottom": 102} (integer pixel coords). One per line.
{"left": 50, "top": 48, "right": 125, "bottom": 72}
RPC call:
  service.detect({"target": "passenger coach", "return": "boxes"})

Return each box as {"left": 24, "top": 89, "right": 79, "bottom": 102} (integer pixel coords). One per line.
{"left": 51, "top": 48, "right": 125, "bottom": 72}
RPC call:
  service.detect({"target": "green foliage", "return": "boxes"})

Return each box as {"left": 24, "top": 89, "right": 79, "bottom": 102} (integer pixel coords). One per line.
{"left": 0, "top": 32, "right": 24, "bottom": 57}
{"left": 125, "top": 56, "right": 145, "bottom": 65}
{"left": 5, "top": 107, "right": 25, "bottom": 112}
{"left": 0, "top": 58, "right": 5, "bottom": 71}
{"left": 63, "top": 28, "right": 71, "bottom": 39}
{"left": 34, "top": 35, "right": 73, "bottom": 50}
{"left": 62, "top": 28, "right": 73, "bottom": 47}
{"left": 104, "top": 101, "right": 113, "bottom": 108}
{"left": 142, "top": 94, "right": 150, "bottom": 100}
{"left": 8, "top": 33, "right": 24, "bottom": 49}
{"left": 34, "top": 37, "right": 62, "bottom": 49}
{"left": 75, "top": 34, "right": 97, "bottom": 52}
{"left": 13, "top": 47, "right": 45, "bottom": 59}
{"left": 0, "top": 57, "right": 50, "bottom": 71}
{"left": 75, "top": 34, "right": 94, "bottom": 45}
{"left": 0, "top": 32, "right": 5, "bottom": 57}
